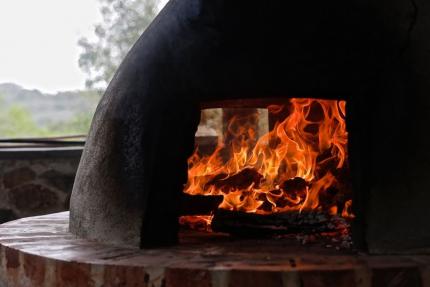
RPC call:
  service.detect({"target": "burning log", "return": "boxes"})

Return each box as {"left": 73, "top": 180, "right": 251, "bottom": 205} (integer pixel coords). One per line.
{"left": 211, "top": 209, "right": 341, "bottom": 237}
{"left": 180, "top": 194, "right": 223, "bottom": 215}
{"left": 281, "top": 177, "right": 307, "bottom": 193}
{"left": 206, "top": 168, "right": 263, "bottom": 192}
{"left": 185, "top": 99, "right": 350, "bottom": 219}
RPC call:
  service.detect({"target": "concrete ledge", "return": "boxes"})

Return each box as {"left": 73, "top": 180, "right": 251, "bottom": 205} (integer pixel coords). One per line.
{"left": 0, "top": 147, "right": 83, "bottom": 160}
{"left": 1, "top": 212, "right": 430, "bottom": 286}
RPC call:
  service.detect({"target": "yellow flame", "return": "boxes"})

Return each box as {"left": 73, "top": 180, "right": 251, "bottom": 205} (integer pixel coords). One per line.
{"left": 184, "top": 99, "right": 351, "bottom": 217}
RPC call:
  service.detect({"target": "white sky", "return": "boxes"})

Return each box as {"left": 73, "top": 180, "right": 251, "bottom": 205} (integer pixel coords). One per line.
{"left": 0, "top": 0, "right": 102, "bottom": 93}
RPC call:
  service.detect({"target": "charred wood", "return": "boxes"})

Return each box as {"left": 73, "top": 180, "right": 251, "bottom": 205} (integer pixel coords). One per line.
{"left": 211, "top": 209, "right": 341, "bottom": 237}
{"left": 180, "top": 194, "right": 223, "bottom": 215}
{"left": 206, "top": 168, "right": 263, "bottom": 192}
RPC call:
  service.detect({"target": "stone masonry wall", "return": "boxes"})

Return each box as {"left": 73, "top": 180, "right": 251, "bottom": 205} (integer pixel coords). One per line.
{"left": 0, "top": 149, "right": 82, "bottom": 224}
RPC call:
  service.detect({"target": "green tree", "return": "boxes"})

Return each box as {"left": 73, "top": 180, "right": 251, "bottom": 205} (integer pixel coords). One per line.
{"left": 47, "top": 112, "right": 94, "bottom": 135}
{"left": 78, "top": 0, "right": 160, "bottom": 88}
{"left": 45, "top": 90, "right": 102, "bottom": 135}
{"left": 0, "top": 105, "right": 48, "bottom": 138}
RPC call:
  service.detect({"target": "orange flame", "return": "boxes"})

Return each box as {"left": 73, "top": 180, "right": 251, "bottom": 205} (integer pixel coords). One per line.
{"left": 184, "top": 98, "right": 351, "bottom": 218}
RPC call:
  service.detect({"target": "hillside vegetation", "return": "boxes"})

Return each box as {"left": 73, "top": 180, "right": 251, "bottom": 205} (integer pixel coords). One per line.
{"left": 0, "top": 83, "right": 101, "bottom": 138}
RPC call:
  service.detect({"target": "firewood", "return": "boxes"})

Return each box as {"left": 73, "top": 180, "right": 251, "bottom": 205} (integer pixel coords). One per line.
{"left": 281, "top": 177, "right": 307, "bottom": 193}
{"left": 180, "top": 194, "right": 223, "bottom": 215}
{"left": 206, "top": 168, "right": 263, "bottom": 193}
{"left": 211, "top": 209, "right": 338, "bottom": 237}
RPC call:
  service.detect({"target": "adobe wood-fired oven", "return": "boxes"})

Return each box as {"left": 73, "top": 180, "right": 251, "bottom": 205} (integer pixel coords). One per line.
{"left": 70, "top": 0, "right": 430, "bottom": 253}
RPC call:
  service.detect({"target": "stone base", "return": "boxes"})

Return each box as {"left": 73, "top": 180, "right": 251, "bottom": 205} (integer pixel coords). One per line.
{"left": 1, "top": 212, "right": 430, "bottom": 287}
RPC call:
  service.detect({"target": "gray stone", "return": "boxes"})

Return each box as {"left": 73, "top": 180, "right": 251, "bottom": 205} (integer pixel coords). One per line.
{"left": 0, "top": 209, "right": 16, "bottom": 224}
{"left": 10, "top": 184, "right": 59, "bottom": 216}
{"left": 3, "top": 167, "right": 36, "bottom": 189}
{"left": 39, "top": 169, "right": 75, "bottom": 193}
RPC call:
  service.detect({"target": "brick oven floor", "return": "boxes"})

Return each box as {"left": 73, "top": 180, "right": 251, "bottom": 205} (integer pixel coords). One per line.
{"left": 0, "top": 212, "right": 429, "bottom": 287}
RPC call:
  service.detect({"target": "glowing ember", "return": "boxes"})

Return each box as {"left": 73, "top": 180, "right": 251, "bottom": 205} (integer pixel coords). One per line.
{"left": 183, "top": 98, "right": 352, "bottom": 226}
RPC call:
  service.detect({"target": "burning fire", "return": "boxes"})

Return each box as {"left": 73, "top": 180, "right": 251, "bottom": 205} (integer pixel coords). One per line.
{"left": 184, "top": 98, "right": 352, "bottom": 222}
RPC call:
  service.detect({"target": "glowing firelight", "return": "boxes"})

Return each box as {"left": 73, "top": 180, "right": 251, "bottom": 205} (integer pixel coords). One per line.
{"left": 184, "top": 98, "right": 352, "bottom": 222}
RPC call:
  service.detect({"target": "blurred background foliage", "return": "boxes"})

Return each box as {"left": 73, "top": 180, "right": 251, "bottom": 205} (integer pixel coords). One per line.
{"left": 78, "top": 0, "right": 159, "bottom": 89}
{"left": 0, "top": 0, "right": 219, "bottom": 139}
{"left": 0, "top": 0, "right": 159, "bottom": 139}
{"left": 0, "top": 86, "right": 102, "bottom": 138}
